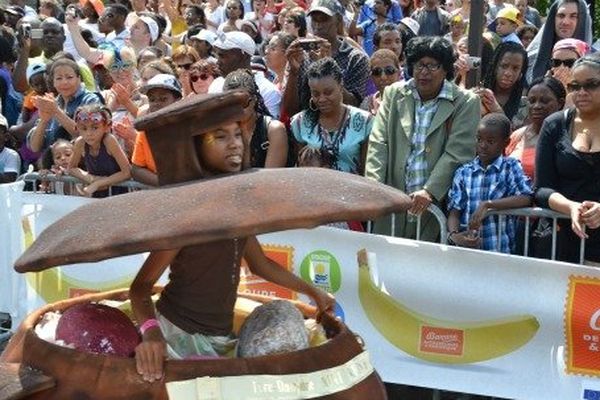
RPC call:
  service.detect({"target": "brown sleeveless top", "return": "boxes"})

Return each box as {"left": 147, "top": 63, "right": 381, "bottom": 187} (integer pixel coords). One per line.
{"left": 156, "top": 238, "right": 247, "bottom": 335}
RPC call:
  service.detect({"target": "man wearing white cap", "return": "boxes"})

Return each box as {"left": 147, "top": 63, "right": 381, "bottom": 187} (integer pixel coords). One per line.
{"left": 129, "top": 15, "right": 159, "bottom": 53}
{"left": 209, "top": 31, "right": 281, "bottom": 119}
{"left": 188, "top": 29, "right": 218, "bottom": 61}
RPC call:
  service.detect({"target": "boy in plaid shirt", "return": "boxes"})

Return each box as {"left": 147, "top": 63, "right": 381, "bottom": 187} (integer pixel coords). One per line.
{"left": 447, "top": 113, "right": 532, "bottom": 253}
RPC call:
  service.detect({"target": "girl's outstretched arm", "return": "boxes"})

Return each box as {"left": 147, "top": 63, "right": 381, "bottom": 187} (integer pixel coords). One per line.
{"left": 83, "top": 135, "right": 132, "bottom": 195}
{"left": 130, "top": 248, "right": 180, "bottom": 383}
{"left": 66, "top": 138, "right": 91, "bottom": 183}
{"left": 244, "top": 236, "right": 335, "bottom": 321}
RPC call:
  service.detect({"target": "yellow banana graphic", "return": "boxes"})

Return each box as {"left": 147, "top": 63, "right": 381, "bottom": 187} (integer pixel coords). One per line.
{"left": 22, "top": 217, "right": 135, "bottom": 304}
{"left": 357, "top": 249, "right": 539, "bottom": 364}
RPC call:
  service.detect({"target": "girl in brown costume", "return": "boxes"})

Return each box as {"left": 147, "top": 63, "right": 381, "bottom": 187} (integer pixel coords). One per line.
{"left": 130, "top": 121, "right": 335, "bottom": 383}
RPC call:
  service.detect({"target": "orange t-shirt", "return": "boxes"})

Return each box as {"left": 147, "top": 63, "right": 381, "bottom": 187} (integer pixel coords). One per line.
{"left": 131, "top": 131, "right": 157, "bottom": 173}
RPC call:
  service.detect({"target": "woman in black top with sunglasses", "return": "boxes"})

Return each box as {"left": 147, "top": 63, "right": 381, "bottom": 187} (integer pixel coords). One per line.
{"left": 361, "top": 49, "right": 400, "bottom": 115}
{"left": 535, "top": 53, "right": 600, "bottom": 264}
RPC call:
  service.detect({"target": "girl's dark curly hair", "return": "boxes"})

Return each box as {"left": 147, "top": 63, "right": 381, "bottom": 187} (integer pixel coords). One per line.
{"left": 483, "top": 42, "right": 528, "bottom": 122}
{"left": 223, "top": 68, "right": 271, "bottom": 117}
{"left": 405, "top": 36, "right": 455, "bottom": 80}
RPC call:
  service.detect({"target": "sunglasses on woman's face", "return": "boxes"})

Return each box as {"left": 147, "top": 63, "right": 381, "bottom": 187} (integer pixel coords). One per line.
{"left": 551, "top": 58, "right": 577, "bottom": 68}
{"left": 176, "top": 63, "right": 194, "bottom": 70}
{"left": 190, "top": 73, "right": 210, "bottom": 82}
{"left": 371, "top": 65, "right": 398, "bottom": 76}
{"left": 566, "top": 80, "right": 600, "bottom": 93}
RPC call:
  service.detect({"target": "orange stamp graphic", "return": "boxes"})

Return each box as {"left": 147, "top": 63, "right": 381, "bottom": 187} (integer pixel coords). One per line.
{"left": 419, "top": 326, "right": 464, "bottom": 356}
{"left": 566, "top": 276, "right": 600, "bottom": 376}
{"left": 239, "top": 244, "right": 296, "bottom": 299}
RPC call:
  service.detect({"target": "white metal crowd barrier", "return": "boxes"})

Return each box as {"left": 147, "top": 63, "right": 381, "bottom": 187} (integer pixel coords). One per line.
{"left": 18, "top": 172, "right": 152, "bottom": 195}
{"left": 386, "top": 205, "right": 586, "bottom": 265}
{"left": 18, "top": 173, "right": 587, "bottom": 265}
{"left": 487, "top": 207, "right": 586, "bottom": 264}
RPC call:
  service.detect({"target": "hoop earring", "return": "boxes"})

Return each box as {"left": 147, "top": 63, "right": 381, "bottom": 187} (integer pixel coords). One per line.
{"left": 309, "top": 99, "right": 318, "bottom": 111}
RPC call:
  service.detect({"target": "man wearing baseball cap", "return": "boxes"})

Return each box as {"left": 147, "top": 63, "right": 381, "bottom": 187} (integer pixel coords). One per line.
{"left": 488, "top": 7, "right": 522, "bottom": 45}
{"left": 208, "top": 31, "right": 281, "bottom": 119}
{"left": 282, "top": 0, "right": 370, "bottom": 116}
{"left": 130, "top": 15, "right": 160, "bottom": 51}
{"left": 131, "top": 74, "right": 183, "bottom": 187}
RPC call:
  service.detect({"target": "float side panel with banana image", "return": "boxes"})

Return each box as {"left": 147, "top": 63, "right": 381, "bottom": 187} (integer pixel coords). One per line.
{"left": 357, "top": 249, "right": 540, "bottom": 364}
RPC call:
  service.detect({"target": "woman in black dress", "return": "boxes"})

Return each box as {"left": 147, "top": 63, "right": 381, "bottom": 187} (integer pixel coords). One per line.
{"left": 535, "top": 53, "right": 600, "bottom": 264}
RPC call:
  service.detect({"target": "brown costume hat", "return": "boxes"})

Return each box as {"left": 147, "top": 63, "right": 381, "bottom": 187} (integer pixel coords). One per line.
{"left": 134, "top": 90, "right": 250, "bottom": 186}
{"left": 15, "top": 168, "right": 412, "bottom": 272}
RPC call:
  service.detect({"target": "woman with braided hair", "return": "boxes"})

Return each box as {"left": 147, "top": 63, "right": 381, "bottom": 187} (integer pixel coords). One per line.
{"left": 223, "top": 68, "right": 289, "bottom": 168}
{"left": 477, "top": 42, "right": 529, "bottom": 129}
{"left": 291, "top": 58, "right": 373, "bottom": 175}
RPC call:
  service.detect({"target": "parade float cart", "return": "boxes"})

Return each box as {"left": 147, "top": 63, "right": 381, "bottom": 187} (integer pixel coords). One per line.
{"left": 0, "top": 92, "right": 413, "bottom": 399}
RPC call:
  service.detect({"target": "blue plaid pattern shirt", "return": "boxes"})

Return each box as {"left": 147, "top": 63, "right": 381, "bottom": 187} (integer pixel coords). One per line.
{"left": 405, "top": 79, "right": 454, "bottom": 194}
{"left": 447, "top": 156, "right": 533, "bottom": 253}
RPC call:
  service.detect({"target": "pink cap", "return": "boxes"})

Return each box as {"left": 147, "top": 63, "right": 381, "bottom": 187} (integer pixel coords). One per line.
{"left": 552, "top": 39, "right": 590, "bottom": 58}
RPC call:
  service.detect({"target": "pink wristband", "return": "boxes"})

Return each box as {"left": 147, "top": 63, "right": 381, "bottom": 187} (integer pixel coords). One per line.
{"left": 140, "top": 318, "right": 160, "bottom": 335}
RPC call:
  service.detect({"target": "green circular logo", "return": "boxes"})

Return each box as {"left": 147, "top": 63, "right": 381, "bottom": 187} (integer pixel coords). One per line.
{"left": 300, "top": 250, "right": 341, "bottom": 293}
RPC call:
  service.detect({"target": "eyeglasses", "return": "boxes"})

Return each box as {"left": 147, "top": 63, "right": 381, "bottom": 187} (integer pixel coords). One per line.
{"left": 413, "top": 62, "right": 442, "bottom": 73}
{"left": 551, "top": 58, "right": 577, "bottom": 68}
{"left": 566, "top": 80, "right": 600, "bottom": 93}
{"left": 227, "top": 5, "right": 239, "bottom": 9}
{"left": 190, "top": 73, "right": 210, "bottom": 82}
{"left": 176, "top": 63, "right": 194, "bottom": 70}
{"left": 109, "top": 63, "right": 134, "bottom": 73}
{"left": 371, "top": 65, "right": 398, "bottom": 76}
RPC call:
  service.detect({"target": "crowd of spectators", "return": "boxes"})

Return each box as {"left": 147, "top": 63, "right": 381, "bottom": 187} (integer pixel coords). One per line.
{"left": 0, "top": 0, "right": 598, "bottom": 263}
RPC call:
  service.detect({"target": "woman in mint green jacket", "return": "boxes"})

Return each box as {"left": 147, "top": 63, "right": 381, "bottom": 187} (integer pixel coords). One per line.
{"left": 365, "top": 36, "right": 480, "bottom": 242}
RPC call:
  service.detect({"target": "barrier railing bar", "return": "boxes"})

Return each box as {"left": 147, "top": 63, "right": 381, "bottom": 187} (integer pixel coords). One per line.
{"left": 17, "top": 172, "right": 152, "bottom": 191}
{"left": 387, "top": 206, "right": 448, "bottom": 245}
{"left": 524, "top": 216, "right": 530, "bottom": 257}
{"left": 580, "top": 229, "right": 586, "bottom": 265}
{"left": 487, "top": 207, "right": 586, "bottom": 264}
{"left": 551, "top": 218, "right": 557, "bottom": 261}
